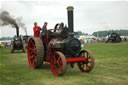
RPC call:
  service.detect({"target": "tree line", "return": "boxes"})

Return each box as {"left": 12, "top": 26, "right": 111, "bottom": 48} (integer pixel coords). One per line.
{"left": 92, "top": 29, "right": 128, "bottom": 37}
{"left": 75, "top": 29, "right": 128, "bottom": 38}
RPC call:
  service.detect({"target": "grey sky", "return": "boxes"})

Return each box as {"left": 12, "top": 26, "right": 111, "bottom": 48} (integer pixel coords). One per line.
{"left": 0, "top": 0, "right": 128, "bottom": 37}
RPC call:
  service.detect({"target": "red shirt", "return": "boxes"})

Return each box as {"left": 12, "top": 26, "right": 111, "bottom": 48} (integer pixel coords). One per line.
{"left": 33, "top": 26, "right": 41, "bottom": 37}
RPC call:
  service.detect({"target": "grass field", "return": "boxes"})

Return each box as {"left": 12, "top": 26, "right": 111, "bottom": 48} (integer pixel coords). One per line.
{"left": 0, "top": 42, "right": 128, "bottom": 85}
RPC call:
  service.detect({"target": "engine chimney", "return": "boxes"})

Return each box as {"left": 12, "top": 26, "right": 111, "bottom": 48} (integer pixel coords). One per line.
{"left": 16, "top": 27, "right": 19, "bottom": 37}
{"left": 67, "top": 6, "right": 74, "bottom": 32}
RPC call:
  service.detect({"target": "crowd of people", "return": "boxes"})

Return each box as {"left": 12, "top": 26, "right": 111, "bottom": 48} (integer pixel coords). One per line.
{"left": 0, "top": 42, "right": 10, "bottom": 48}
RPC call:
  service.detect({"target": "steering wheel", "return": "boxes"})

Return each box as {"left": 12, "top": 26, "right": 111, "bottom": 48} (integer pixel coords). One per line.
{"left": 54, "top": 23, "right": 59, "bottom": 32}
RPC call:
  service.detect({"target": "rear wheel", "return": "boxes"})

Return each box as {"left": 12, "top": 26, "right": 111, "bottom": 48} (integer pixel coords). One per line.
{"left": 50, "top": 52, "right": 67, "bottom": 76}
{"left": 27, "top": 37, "right": 44, "bottom": 68}
{"left": 78, "top": 50, "right": 95, "bottom": 72}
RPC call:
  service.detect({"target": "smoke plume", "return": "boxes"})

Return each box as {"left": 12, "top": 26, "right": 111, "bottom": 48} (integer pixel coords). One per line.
{"left": 16, "top": 17, "right": 27, "bottom": 35}
{"left": 0, "top": 11, "right": 27, "bottom": 35}
{"left": 0, "top": 11, "right": 19, "bottom": 29}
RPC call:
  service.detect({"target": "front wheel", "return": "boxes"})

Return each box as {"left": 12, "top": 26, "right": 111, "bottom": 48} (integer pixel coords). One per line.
{"left": 77, "top": 50, "right": 95, "bottom": 72}
{"left": 50, "top": 51, "right": 67, "bottom": 76}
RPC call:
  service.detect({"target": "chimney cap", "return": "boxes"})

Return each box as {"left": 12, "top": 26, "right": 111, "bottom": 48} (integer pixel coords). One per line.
{"left": 67, "top": 6, "right": 74, "bottom": 11}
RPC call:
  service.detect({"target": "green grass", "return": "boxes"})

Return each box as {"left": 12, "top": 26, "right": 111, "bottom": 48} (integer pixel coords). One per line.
{"left": 0, "top": 42, "right": 128, "bottom": 85}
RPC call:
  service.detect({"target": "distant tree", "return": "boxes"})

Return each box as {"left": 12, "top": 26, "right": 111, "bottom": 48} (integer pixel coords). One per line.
{"left": 0, "top": 37, "right": 13, "bottom": 40}
{"left": 75, "top": 31, "right": 88, "bottom": 38}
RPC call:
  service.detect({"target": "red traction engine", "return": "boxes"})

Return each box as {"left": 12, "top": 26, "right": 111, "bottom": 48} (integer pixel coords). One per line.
{"left": 27, "top": 6, "right": 95, "bottom": 76}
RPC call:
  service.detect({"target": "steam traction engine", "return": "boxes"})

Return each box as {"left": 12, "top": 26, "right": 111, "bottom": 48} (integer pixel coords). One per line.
{"left": 106, "top": 33, "right": 122, "bottom": 43}
{"left": 10, "top": 27, "right": 26, "bottom": 53}
{"left": 27, "top": 6, "right": 95, "bottom": 76}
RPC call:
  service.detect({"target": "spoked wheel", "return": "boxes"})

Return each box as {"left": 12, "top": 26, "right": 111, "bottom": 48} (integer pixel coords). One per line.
{"left": 50, "top": 52, "right": 67, "bottom": 76}
{"left": 78, "top": 50, "right": 95, "bottom": 72}
{"left": 27, "top": 37, "right": 44, "bottom": 68}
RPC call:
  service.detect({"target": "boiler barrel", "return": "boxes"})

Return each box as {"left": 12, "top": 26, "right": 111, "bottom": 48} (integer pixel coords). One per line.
{"left": 67, "top": 6, "right": 74, "bottom": 32}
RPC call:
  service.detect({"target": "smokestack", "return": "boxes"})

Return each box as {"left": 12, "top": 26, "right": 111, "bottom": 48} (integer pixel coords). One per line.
{"left": 13, "top": 23, "right": 19, "bottom": 37}
{"left": 16, "top": 27, "right": 19, "bottom": 37}
{"left": 67, "top": 6, "right": 74, "bottom": 32}
{"left": 16, "top": 17, "right": 27, "bottom": 36}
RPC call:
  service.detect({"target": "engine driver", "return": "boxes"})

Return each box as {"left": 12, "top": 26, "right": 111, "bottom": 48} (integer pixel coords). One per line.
{"left": 42, "top": 22, "right": 48, "bottom": 37}
{"left": 33, "top": 22, "right": 42, "bottom": 37}
{"left": 42, "top": 22, "right": 48, "bottom": 31}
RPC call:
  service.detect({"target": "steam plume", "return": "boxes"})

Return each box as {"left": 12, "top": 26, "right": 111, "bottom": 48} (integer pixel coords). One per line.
{"left": 0, "top": 11, "right": 19, "bottom": 29}
{"left": 0, "top": 11, "right": 27, "bottom": 35}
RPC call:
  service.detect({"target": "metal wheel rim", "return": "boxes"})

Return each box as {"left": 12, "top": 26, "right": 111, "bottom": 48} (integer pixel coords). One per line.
{"left": 27, "top": 38, "right": 37, "bottom": 68}
{"left": 50, "top": 52, "right": 66, "bottom": 76}
{"left": 78, "top": 50, "right": 94, "bottom": 72}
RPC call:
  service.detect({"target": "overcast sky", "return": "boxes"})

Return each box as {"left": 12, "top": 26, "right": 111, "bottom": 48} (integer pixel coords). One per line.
{"left": 0, "top": 0, "right": 128, "bottom": 37}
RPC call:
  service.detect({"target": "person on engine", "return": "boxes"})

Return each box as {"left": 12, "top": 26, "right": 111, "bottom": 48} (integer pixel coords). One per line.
{"left": 33, "top": 22, "right": 42, "bottom": 37}
{"left": 42, "top": 22, "right": 48, "bottom": 31}
{"left": 42, "top": 22, "right": 48, "bottom": 37}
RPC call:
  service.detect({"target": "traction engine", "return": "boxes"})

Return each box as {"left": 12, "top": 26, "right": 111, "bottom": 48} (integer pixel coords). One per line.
{"left": 106, "top": 33, "right": 122, "bottom": 43}
{"left": 11, "top": 27, "right": 25, "bottom": 53}
{"left": 27, "top": 6, "right": 95, "bottom": 76}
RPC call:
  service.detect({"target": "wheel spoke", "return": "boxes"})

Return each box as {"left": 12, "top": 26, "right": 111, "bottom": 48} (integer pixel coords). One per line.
{"left": 57, "top": 57, "right": 61, "bottom": 64}
{"left": 30, "top": 55, "right": 34, "bottom": 59}
{"left": 55, "top": 66, "right": 58, "bottom": 71}
{"left": 31, "top": 56, "right": 35, "bottom": 63}
{"left": 34, "top": 53, "right": 37, "bottom": 56}
{"left": 88, "top": 61, "right": 92, "bottom": 63}
{"left": 60, "top": 66, "right": 63, "bottom": 72}
{"left": 79, "top": 63, "right": 82, "bottom": 67}
{"left": 57, "top": 61, "right": 62, "bottom": 68}
{"left": 87, "top": 52, "right": 88, "bottom": 58}
{"left": 31, "top": 55, "right": 35, "bottom": 64}
{"left": 31, "top": 40, "right": 35, "bottom": 46}
{"left": 88, "top": 56, "right": 91, "bottom": 59}
{"left": 81, "top": 63, "right": 84, "bottom": 68}
{"left": 32, "top": 59, "right": 35, "bottom": 64}
{"left": 80, "top": 63, "right": 84, "bottom": 68}
{"left": 82, "top": 52, "right": 85, "bottom": 57}
{"left": 28, "top": 47, "right": 33, "bottom": 50}
{"left": 54, "top": 56, "right": 57, "bottom": 63}
{"left": 86, "top": 64, "right": 90, "bottom": 70}
{"left": 33, "top": 49, "right": 37, "bottom": 54}
{"left": 33, "top": 45, "right": 36, "bottom": 49}
{"left": 55, "top": 66, "right": 61, "bottom": 73}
